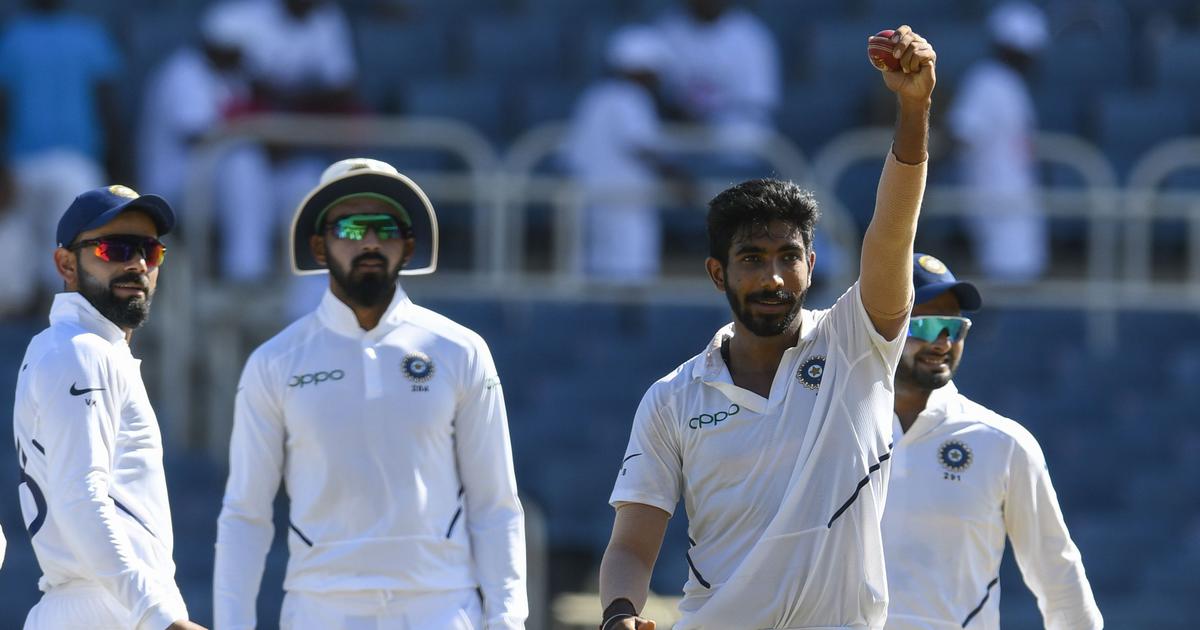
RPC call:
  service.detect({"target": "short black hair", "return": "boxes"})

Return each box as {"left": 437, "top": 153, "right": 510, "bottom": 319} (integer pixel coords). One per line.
{"left": 707, "top": 178, "right": 820, "bottom": 264}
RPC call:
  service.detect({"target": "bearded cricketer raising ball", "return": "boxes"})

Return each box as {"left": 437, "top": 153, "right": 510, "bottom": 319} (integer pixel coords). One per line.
{"left": 598, "top": 26, "right": 936, "bottom": 630}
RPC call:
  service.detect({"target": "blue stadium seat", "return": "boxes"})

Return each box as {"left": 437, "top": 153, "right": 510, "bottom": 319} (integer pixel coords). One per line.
{"left": 1037, "top": 30, "right": 1132, "bottom": 95}
{"left": 778, "top": 82, "right": 863, "bottom": 152}
{"left": 353, "top": 18, "right": 453, "bottom": 113}
{"left": 803, "top": 20, "right": 884, "bottom": 92}
{"left": 1153, "top": 33, "right": 1200, "bottom": 94}
{"left": 402, "top": 78, "right": 510, "bottom": 142}
{"left": 514, "top": 80, "right": 583, "bottom": 133}
{"left": 863, "top": 0, "right": 979, "bottom": 24}
{"left": 1094, "top": 91, "right": 1192, "bottom": 176}
{"left": 465, "top": 15, "right": 567, "bottom": 81}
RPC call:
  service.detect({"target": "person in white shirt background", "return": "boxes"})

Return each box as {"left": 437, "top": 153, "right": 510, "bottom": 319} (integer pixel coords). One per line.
{"left": 598, "top": 26, "right": 935, "bottom": 630}
{"left": 12, "top": 185, "right": 205, "bottom": 629}
{"left": 882, "top": 253, "right": 1103, "bottom": 630}
{"left": 213, "top": 158, "right": 526, "bottom": 630}
{"left": 563, "top": 25, "right": 674, "bottom": 284}
{"left": 193, "top": 0, "right": 360, "bottom": 316}
{"left": 655, "top": 0, "right": 781, "bottom": 156}
{"left": 948, "top": 2, "right": 1049, "bottom": 283}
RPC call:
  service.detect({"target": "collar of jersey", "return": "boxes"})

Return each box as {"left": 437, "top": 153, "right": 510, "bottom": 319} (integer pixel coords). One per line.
{"left": 317, "top": 284, "right": 412, "bottom": 339}
{"left": 692, "top": 313, "right": 818, "bottom": 413}
{"left": 899, "top": 380, "right": 961, "bottom": 443}
{"left": 49, "top": 292, "right": 127, "bottom": 345}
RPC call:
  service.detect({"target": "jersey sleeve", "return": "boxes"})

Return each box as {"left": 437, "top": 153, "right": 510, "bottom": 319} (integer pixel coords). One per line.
{"left": 454, "top": 336, "right": 527, "bottom": 630}
{"left": 609, "top": 384, "right": 683, "bottom": 516}
{"left": 214, "top": 349, "right": 287, "bottom": 630}
{"left": 1004, "top": 431, "right": 1104, "bottom": 630}
{"left": 34, "top": 345, "right": 188, "bottom": 630}
{"left": 0, "top": 521, "right": 7, "bottom": 570}
{"left": 828, "top": 281, "right": 908, "bottom": 372}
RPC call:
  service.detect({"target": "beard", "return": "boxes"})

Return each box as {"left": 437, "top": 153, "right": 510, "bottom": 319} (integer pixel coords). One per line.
{"left": 896, "top": 353, "right": 959, "bottom": 390}
{"left": 725, "top": 285, "right": 807, "bottom": 337}
{"left": 329, "top": 252, "right": 401, "bottom": 307}
{"left": 77, "top": 267, "right": 153, "bottom": 330}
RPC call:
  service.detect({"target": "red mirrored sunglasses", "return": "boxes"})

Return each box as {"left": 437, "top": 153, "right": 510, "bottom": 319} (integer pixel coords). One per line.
{"left": 69, "top": 235, "right": 167, "bottom": 268}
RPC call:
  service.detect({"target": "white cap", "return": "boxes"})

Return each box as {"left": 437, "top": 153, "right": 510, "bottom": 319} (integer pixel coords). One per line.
{"left": 201, "top": 2, "right": 253, "bottom": 49}
{"left": 606, "top": 25, "right": 671, "bottom": 73}
{"left": 290, "top": 158, "right": 440, "bottom": 276}
{"left": 988, "top": 1, "right": 1049, "bottom": 53}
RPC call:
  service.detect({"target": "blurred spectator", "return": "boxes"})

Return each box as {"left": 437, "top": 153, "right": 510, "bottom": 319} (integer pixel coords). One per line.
{"left": 655, "top": 0, "right": 781, "bottom": 154}
{"left": 563, "top": 26, "right": 673, "bottom": 284}
{"left": 948, "top": 2, "right": 1049, "bottom": 283}
{"left": 193, "top": 0, "right": 359, "bottom": 299}
{"left": 0, "top": 0, "right": 121, "bottom": 312}
{"left": 222, "top": 0, "right": 358, "bottom": 114}
{"left": 137, "top": 5, "right": 253, "bottom": 206}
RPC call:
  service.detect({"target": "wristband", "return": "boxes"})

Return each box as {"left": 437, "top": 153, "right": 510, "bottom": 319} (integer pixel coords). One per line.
{"left": 600, "top": 597, "right": 638, "bottom": 630}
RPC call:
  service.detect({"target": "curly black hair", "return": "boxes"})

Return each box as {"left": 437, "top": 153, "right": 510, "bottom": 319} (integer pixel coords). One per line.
{"left": 706, "top": 178, "right": 820, "bottom": 264}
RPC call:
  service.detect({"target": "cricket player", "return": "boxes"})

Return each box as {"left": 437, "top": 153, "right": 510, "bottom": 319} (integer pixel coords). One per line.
{"left": 213, "top": 158, "right": 526, "bottom": 629}
{"left": 13, "top": 186, "right": 204, "bottom": 629}
{"left": 599, "top": 26, "right": 937, "bottom": 630}
{"left": 881, "top": 253, "right": 1103, "bottom": 629}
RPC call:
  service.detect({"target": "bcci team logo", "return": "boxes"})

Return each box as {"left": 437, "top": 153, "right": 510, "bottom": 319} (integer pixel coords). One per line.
{"left": 401, "top": 352, "right": 435, "bottom": 383}
{"left": 108, "top": 185, "right": 139, "bottom": 199}
{"left": 938, "top": 440, "right": 973, "bottom": 472}
{"left": 918, "top": 255, "right": 948, "bottom": 275}
{"left": 796, "top": 355, "right": 826, "bottom": 391}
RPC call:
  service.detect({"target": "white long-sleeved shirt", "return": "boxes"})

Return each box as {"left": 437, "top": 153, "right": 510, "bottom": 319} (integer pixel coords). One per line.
{"left": 12, "top": 292, "right": 188, "bottom": 630}
{"left": 882, "top": 382, "right": 1103, "bottom": 629}
{"left": 612, "top": 282, "right": 905, "bottom": 629}
{"left": 214, "top": 286, "right": 526, "bottom": 630}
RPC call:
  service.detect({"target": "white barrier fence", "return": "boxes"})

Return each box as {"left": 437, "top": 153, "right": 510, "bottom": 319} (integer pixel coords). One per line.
{"left": 153, "top": 114, "right": 1200, "bottom": 452}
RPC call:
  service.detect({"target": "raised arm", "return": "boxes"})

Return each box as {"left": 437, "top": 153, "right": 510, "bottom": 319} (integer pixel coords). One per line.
{"left": 860, "top": 25, "right": 936, "bottom": 340}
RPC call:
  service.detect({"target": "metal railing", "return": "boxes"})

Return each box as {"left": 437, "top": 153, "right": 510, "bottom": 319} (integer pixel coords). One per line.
{"left": 153, "top": 114, "right": 1200, "bottom": 448}
{"left": 810, "top": 127, "right": 1126, "bottom": 350}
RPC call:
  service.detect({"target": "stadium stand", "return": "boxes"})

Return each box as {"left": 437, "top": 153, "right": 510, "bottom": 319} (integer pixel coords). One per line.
{"left": 1, "top": 0, "right": 1200, "bottom": 627}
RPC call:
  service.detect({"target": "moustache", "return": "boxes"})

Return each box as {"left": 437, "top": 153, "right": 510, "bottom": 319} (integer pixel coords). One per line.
{"left": 352, "top": 253, "right": 388, "bottom": 265}
{"left": 109, "top": 273, "right": 150, "bottom": 292}
{"left": 746, "top": 290, "right": 797, "bottom": 304}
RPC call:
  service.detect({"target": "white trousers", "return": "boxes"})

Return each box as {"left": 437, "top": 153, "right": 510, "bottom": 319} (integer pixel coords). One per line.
{"left": 280, "top": 587, "right": 484, "bottom": 630}
{"left": 24, "top": 583, "right": 132, "bottom": 629}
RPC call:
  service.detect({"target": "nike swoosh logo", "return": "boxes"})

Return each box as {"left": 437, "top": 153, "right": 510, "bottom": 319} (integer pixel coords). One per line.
{"left": 69, "top": 384, "right": 105, "bottom": 396}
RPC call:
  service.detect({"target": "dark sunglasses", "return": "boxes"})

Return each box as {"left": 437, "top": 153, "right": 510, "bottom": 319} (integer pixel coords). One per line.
{"left": 70, "top": 235, "right": 167, "bottom": 268}
{"left": 324, "top": 214, "right": 410, "bottom": 241}
{"left": 908, "top": 316, "right": 972, "bottom": 343}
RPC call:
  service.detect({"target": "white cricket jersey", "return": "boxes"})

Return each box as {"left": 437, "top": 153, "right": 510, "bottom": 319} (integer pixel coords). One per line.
{"left": 215, "top": 286, "right": 526, "bottom": 630}
{"left": 882, "top": 382, "right": 1102, "bottom": 630}
{"left": 12, "top": 293, "right": 189, "bottom": 630}
{"left": 612, "top": 282, "right": 906, "bottom": 630}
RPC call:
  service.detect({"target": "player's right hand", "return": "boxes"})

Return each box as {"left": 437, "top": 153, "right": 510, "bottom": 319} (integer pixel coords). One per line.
{"left": 612, "top": 617, "right": 656, "bottom": 629}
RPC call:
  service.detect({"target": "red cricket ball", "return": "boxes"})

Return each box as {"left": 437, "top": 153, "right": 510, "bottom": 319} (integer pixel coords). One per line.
{"left": 867, "top": 29, "right": 901, "bottom": 72}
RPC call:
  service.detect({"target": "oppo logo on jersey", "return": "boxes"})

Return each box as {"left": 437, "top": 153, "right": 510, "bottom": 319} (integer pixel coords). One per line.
{"left": 688, "top": 404, "right": 741, "bottom": 429}
{"left": 288, "top": 370, "right": 345, "bottom": 388}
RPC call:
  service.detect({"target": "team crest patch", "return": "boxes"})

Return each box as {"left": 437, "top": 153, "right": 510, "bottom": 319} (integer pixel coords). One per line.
{"left": 938, "top": 440, "right": 973, "bottom": 472}
{"left": 918, "top": 254, "right": 948, "bottom": 275}
{"left": 401, "top": 352, "right": 435, "bottom": 383}
{"left": 796, "top": 355, "right": 826, "bottom": 390}
{"left": 108, "top": 185, "right": 139, "bottom": 199}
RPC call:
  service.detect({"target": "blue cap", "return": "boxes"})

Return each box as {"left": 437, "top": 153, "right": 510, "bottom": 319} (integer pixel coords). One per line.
{"left": 56, "top": 185, "right": 175, "bottom": 247}
{"left": 913, "top": 253, "right": 982, "bottom": 311}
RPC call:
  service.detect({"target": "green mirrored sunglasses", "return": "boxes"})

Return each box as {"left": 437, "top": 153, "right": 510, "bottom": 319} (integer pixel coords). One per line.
{"left": 325, "top": 214, "right": 408, "bottom": 241}
{"left": 908, "top": 316, "right": 972, "bottom": 343}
